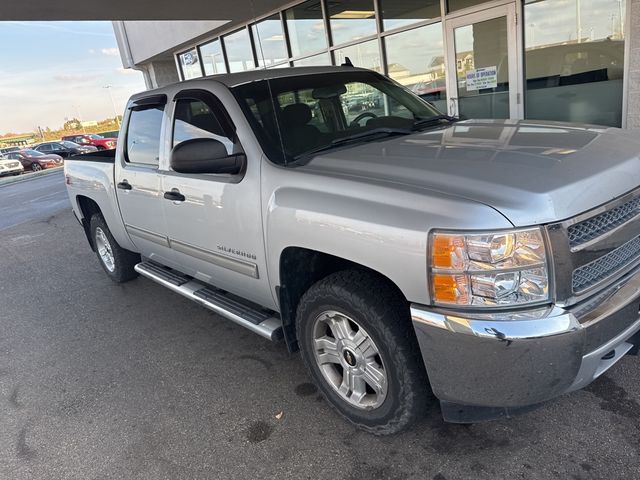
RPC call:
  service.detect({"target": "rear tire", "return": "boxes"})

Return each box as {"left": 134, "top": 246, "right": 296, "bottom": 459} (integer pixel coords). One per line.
{"left": 296, "top": 270, "right": 430, "bottom": 435}
{"left": 31, "top": 163, "right": 42, "bottom": 172}
{"left": 89, "top": 214, "right": 140, "bottom": 283}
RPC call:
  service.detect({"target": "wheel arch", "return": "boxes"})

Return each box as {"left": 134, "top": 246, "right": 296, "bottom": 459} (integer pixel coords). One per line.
{"left": 76, "top": 195, "right": 102, "bottom": 251}
{"left": 277, "top": 246, "right": 408, "bottom": 352}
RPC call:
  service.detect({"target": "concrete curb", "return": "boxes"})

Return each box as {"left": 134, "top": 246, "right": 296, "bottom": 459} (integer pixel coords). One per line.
{"left": 0, "top": 167, "right": 64, "bottom": 188}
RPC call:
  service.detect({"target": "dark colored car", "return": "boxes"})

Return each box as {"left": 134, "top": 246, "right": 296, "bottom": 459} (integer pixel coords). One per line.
{"left": 33, "top": 141, "right": 97, "bottom": 158}
{"left": 5, "top": 149, "right": 63, "bottom": 172}
{"left": 61, "top": 134, "right": 117, "bottom": 150}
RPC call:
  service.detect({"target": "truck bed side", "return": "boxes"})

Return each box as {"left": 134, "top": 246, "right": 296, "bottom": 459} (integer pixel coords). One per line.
{"left": 64, "top": 150, "right": 137, "bottom": 252}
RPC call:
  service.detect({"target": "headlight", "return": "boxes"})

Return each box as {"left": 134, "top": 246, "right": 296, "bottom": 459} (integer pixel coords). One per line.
{"left": 429, "top": 227, "right": 550, "bottom": 308}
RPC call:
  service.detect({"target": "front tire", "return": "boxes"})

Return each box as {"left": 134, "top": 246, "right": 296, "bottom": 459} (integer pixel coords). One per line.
{"left": 296, "top": 270, "right": 430, "bottom": 435}
{"left": 90, "top": 214, "right": 140, "bottom": 283}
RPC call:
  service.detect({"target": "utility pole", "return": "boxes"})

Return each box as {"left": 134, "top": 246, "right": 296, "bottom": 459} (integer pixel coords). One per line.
{"left": 104, "top": 85, "right": 120, "bottom": 128}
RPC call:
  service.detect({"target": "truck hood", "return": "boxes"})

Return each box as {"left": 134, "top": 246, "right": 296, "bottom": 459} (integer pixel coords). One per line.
{"left": 302, "top": 119, "right": 640, "bottom": 226}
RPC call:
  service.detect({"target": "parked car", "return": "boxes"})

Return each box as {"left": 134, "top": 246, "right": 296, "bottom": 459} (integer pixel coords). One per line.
{"left": 0, "top": 156, "right": 24, "bottom": 176}
{"left": 5, "top": 149, "right": 63, "bottom": 171}
{"left": 0, "top": 146, "right": 21, "bottom": 155}
{"left": 33, "top": 141, "right": 96, "bottom": 158}
{"left": 65, "top": 66, "right": 640, "bottom": 435}
{"left": 61, "top": 134, "right": 117, "bottom": 150}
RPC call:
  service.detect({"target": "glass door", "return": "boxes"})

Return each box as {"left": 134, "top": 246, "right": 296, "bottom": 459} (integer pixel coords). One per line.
{"left": 445, "top": 4, "right": 522, "bottom": 119}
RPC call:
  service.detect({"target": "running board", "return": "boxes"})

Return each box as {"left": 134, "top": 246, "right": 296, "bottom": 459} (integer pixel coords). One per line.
{"left": 134, "top": 262, "right": 283, "bottom": 341}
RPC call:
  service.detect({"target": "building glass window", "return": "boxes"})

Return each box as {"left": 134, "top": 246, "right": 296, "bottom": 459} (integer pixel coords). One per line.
{"left": 380, "top": 0, "right": 441, "bottom": 31}
{"left": 285, "top": 0, "right": 328, "bottom": 58}
{"left": 252, "top": 15, "right": 288, "bottom": 67}
{"left": 385, "top": 23, "right": 446, "bottom": 112}
{"left": 223, "top": 28, "right": 255, "bottom": 73}
{"left": 524, "top": 0, "right": 625, "bottom": 127}
{"left": 293, "top": 52, "right": 332, "bottom": 66}
{"left": 327, "top": 0, "right": 377, "bottom": 46}
{"left": 447, "top": 0, "right": 486, "bottom": 12}
{"left": 200, "top": 39, "right": 226, "bottom": 75}
{"left": 334, "top": 39, "right": 381, "bottom": 71}
{"left": 179, "top": 49, "right": 202, "bottom": 80}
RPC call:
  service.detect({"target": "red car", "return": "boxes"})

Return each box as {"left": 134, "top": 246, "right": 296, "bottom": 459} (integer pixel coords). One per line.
{"left": 5, "top": 149, "right": 63, "bottom": 171}
{"left": 61, "top": 134, "right": 117, "bottom": 150}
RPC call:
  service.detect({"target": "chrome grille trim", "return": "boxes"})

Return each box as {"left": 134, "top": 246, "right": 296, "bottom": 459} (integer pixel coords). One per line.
{"left": 568, "top": 196, "right": 640, "bottom": 248}
{"left": 572, "top": 235, "right": 640, "bottom": 293}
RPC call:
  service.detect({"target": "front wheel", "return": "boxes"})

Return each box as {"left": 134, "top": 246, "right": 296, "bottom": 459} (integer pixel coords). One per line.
{"left": 90, "top": 214, "right": 140, "bottom": 283}
{"left": 296, "top": 270, "right": 430, "bottom": 435}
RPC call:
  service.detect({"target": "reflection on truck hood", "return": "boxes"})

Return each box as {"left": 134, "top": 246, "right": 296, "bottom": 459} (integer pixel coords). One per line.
{"left": 302, "top": 119, "right": 640, "bottom": 226}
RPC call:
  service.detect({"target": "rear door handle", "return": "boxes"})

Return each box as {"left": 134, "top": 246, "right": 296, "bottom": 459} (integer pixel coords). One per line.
{"left": 117, "top": 181, "right": 132, "bottom": 190}
{"left": 164, "top": 190, "right": 186, "bottom": 202}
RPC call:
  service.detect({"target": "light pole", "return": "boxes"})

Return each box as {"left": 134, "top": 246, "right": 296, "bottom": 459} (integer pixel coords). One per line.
{"left": 104, "top": 85, "right": 120, "bottom": 128}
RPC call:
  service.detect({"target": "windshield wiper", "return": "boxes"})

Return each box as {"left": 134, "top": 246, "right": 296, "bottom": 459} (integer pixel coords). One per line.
{"left": 293, "top": 127, "right": 412, "bottom": 162}
{"left": 412, "top": 114, "right": 457, "bottom": 130}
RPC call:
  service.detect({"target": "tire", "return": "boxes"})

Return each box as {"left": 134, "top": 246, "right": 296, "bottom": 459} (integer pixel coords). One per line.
{"left": 31, "top": 163, "right": 42, "bottom": 172}
{"left": 296, "top": 270, "right": 430, "bottom": 435}
{"left": 89, "top": 213, "right": 140, "bottom": 283}
{"left": 97, "top": 146, "right": 105, "bottom": 151}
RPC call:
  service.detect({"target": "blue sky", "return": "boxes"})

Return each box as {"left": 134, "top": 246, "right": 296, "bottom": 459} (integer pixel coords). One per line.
{"left": 0, "top": 21, "right": 146, "bottom": 133}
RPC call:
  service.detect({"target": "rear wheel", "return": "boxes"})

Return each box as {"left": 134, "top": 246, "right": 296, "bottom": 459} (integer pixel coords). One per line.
{"left": 31, "top": 163, "right": 42, "bottom": 172}
{"left": 90, "top": 214, "right": 140, "bottom": 283}
{"left": 296, "top": 270, "right": 430, "bottom": 435}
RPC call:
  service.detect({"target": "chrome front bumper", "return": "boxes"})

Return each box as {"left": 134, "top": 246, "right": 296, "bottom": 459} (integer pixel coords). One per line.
{"left": 411, "top": 269, "right": 640, "bottom": 417}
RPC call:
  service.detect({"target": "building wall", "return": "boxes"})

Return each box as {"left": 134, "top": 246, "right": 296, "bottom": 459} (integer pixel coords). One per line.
{"left": 114, "top": 20, "right": 228, "bottom": 65}
{"left": 626, "top": 0, "right": 640, "bottom": 128}
{"left": 147, "top": 60, "right": 181, "bottom": 89}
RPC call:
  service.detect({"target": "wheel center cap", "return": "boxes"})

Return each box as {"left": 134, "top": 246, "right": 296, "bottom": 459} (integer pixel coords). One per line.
{"left": 343, "top": 349, "right": 357, "bottom": 367}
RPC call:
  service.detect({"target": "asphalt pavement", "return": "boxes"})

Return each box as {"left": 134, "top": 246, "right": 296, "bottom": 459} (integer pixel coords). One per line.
{"left": 1, "top": 174, "right": 640, "bottom": 479}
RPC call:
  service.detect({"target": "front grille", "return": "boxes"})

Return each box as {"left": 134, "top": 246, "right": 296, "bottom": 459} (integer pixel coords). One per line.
{"left": 572, "top": 234, "right": 640, "bottom": 292}
{"left": 568, "top": 196, "right": 640, "bottom": 248}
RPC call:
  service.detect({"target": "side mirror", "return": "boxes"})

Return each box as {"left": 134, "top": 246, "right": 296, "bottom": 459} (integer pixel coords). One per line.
{"left": 170, "top": 138, "right": 244, "bottom": 175}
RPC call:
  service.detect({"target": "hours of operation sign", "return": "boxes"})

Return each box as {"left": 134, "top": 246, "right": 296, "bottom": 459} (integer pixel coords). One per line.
{"left": 465, "top": 66, "right": 498, "bottom": 91}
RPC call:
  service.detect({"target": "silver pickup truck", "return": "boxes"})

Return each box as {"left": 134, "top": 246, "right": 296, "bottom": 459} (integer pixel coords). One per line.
{"left": 64, "top": 66, "right": 640, "bottom": 434}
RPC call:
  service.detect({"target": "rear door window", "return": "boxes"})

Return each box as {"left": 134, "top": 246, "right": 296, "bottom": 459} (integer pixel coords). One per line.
{"left": 126, "top": 106, "right": 165, "bottom": 166}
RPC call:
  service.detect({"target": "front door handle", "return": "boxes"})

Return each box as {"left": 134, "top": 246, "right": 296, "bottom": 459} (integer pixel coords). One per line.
{"left": 164, "top": 190, "right": 186, "bottom": 202}
{"left": 117, "top": 180, "right": 132, "bottom": 190}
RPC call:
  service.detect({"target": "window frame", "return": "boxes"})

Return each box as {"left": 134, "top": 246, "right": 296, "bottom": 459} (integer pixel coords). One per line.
{"left": 124, "top": 95, "right": 168, "bottom": 167}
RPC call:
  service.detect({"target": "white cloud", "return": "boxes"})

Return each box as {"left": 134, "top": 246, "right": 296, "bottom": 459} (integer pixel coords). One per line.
{"left": 88, "top": 48, "right": 96, "bottom": 54}
{"left": 54, "top": 73, "right": 100, "bottom": 82}
{"left": 116, "top": 67, "right": 139, "bottom": 76}
{"left": 101, "top": 48, "right": 120, "bottom": 57}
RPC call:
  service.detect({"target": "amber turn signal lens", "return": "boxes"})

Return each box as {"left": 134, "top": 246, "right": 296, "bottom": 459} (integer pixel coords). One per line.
{"left": 432, "top": 274, "right": 469, "bottom": 304}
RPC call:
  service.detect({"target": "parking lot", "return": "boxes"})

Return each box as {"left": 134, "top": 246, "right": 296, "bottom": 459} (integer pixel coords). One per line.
{"left": 1, "top": 172, "right": 639, "bottom": 479}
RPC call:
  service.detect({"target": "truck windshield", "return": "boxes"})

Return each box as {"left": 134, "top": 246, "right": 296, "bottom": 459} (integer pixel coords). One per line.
{"left": 232, "top": 70, "right": 446, "bottom": 165}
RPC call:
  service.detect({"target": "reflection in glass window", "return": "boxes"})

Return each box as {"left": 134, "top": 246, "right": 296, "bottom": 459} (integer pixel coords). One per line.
{"left": 173, "top": 99, "right": 233, "bottom": 154}
{"left": 524, "top": 0, "right": 625, "bottom": 126}
{"left": 385, "top": 23, "right": 446, "bottom": 112}
{"left": 179, "top": 49, "right": 202, "bottom": 80}
{"left": 285, "top": 1, "right": 328, "bottom": 57}
{"left": 328, "top": 0, "right": 377, "bottom": 46}
{"left": 447, "top": 0, "right": 485, "bottom": 12}
{"left": 200, "top": 39, "right": 226, "bottom": 75}
{"left": 252, "top": 15, "right": 288, "bottom": 67}
{"left": 334, "top": 39, "right": 381, "bottom": 71}
{"left": 380, "top": 0, "right": 440, "bottom": 31}
{"left": 223, "top": 28, "right": 255, "bottom": 73}
{"left": 126, "top": 106, "right": 164, "bottom": 166}
{"left": 293, "top": 52, "right": 332, "bottom": 66}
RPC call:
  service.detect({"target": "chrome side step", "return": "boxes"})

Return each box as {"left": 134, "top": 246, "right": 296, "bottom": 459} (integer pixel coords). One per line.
{"left": 134, "top": 262, "right": 283, "bottom": 341}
